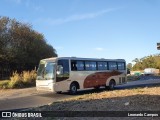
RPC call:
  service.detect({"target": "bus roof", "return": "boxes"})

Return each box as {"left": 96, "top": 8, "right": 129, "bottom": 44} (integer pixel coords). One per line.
{"left": 41, "top": 57, "right": 125, "bottom": 62}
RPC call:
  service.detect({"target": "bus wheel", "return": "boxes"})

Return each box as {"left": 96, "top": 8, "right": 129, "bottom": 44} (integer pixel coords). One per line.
{"left": 108, "top": 80, "right": 116, "bottom": 90}
{"left": 70, "top": 83, "right": 77, "bottom": 95}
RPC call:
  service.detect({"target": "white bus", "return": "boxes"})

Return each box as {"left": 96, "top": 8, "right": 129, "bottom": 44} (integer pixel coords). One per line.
{"left": 36, "top": 57, "right": 127, "bottom": 94}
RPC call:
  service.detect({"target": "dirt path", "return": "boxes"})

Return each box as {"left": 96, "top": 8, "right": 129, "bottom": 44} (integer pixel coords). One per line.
{"left": 0, "top": 87, "right": 49, "bottom": 100}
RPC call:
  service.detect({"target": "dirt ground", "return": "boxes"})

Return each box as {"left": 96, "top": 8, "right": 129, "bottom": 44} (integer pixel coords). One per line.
{"left": 1, "top": 80, "right": 160, "bottom": 120}
{"left": 30, "top": 85, "right": 160, "bottom": 120}
{"left": 0, "top": 87, "right": 49, "bottom": 100}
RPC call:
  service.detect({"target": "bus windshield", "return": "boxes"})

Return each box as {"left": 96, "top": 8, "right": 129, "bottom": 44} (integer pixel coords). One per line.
{"left": 37, "top": 62, "right": 55, "bottom": 80}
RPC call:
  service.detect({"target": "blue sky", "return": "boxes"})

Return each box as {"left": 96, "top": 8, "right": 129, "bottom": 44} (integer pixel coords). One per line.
{"left": 0, "top": 0, "right": 160, "bottom": 64}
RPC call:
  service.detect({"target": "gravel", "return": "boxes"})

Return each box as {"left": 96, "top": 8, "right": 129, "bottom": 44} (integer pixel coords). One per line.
{"left": 28, "top": 86, "right": 160, "bottom": 120}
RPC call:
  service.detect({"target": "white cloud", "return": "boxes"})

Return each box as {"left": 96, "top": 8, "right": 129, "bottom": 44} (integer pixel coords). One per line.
{"left": 7, "top": 0, "right": 43, "bottom": 12}
{"left": 35, "top": 8, "right": 117, "bottom": 25}
{"left": 95, "top": 47, "right": 105, "bottom": 51}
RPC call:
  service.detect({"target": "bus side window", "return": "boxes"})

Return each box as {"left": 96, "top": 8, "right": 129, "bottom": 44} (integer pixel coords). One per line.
{"left": 71, "top": 61, "right": 77, "bottom": 71}
{"left": 117, "top": 62, "right": 125, "bottom": 70}
{"left": 108, "top": 62, "right": 117, "bottom": 70}
{"left": 97, "top": 62, "right": 108, "bottom": 70}
{"left": 57, "top": 60, "right": 69, "bottom": 77}
{"left": 77, "top": 61, "right": 84, "bottom": 71}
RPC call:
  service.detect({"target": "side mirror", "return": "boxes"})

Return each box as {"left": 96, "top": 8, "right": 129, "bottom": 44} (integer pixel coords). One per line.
{"left": 57, "top": 65, "right": 63, "bottom": 75}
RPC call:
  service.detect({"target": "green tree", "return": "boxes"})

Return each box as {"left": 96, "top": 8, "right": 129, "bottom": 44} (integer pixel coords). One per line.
{"left": 132, "top": 58, "right": 139, "bottom": 63}
{"left": 127, "top": 63, "right": 132, "bottom": 70}
{"left": 132, "top": 54, "right": 160, "bottom": 71}
{"left": 0, "top": 16, "right": 57, "bottom": 78}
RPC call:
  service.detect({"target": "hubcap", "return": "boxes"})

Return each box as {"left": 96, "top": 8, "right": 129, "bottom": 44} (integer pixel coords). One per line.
{"left": 110, "top": 82, "right": 115, "bottom": 89}
{"left": 111, "top": 83, "right": 114, "bottom": 88}
{"left": 72, "top": 86, "right": 76, "bottom": 92}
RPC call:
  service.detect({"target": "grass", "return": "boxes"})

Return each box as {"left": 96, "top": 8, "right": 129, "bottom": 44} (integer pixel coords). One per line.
{"left": 0, "top": 80, "right": 10, "bottom": 89}
{"left": 26, "top": 86, "right": 160, "bottom": 120}
{"left": 30, "top": 85, "right": 160, "bottom": 112}
{"left": 0, "top": 70, "right": 37, "bottom": 89}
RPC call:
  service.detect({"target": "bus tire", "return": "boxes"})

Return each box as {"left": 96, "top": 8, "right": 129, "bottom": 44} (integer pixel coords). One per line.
{"left": 69, "top": 83, "right": 77, "bottom": 95}
{"left": 108, "top": 80, "right": 116, "bottom": 90}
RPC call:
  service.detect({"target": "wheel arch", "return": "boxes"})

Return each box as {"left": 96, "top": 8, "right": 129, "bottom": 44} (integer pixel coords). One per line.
{"left": 70, "top": 81, "right": 80, "bottom": 89}
{"left": 106, "top": 78, "right": 116, "bottom": 86}
{"left": 110, "top": 79, "right": 116, "bottom": 85}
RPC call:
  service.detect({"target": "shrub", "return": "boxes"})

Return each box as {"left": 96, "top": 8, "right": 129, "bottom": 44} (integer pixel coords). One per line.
{"left": 22, "top": 70, "right": 37, "bottom": 86}
{"left": 0, "top": 80, "right": 9, "bottom": 89}
{"left": 9, "top": 72, "right": 24, "bottom": 88}
{"left": 5, "top": 70, "right": 37, "bottom": 89}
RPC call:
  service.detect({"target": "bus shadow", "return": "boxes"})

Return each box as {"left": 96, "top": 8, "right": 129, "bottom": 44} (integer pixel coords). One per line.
{"left": 38, "top": 84, "right": 160, "bottom": 97}
{"left": 61, "top": 83, "right": 160, "bottom": 96}
{"left": 75, "top": 88, "right": 107, "bottom": 95}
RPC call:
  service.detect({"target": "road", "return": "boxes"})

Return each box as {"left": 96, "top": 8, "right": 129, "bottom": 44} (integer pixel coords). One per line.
{"left": 116, "top": 76, "right": 160, "bottom": 89}
{"left": 0, "top": 77, "right": 160, "bottom": 111}
{"left": 0, "top": 90, "right": 75, "bottom": 111}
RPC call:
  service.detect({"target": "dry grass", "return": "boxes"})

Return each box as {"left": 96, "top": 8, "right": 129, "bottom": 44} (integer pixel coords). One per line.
{"left": 0, "top": 70, "right": 37, "bottom": 89}
{"left": 62, "top": 86, "right": 160, "bottom": 103}
{"left": 29, "top": 86, "right": 160, "bottom": 119}
{"left": 28, "top": 86, "right": 160, "bottom": 120}
{"left": 9, "top": 72, "right": 24, "bottom": 88}
{"left": 22, "top": 70, "right": 37, "bottom": 85}
{"left": 0, "top": 80, "right": 9, "bottom": 89}
{"left": 29, "top": 86, "right": 160, "bottom": 111}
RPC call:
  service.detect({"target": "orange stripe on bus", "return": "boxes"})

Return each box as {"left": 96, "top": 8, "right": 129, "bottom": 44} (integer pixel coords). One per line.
{"left": 83, "top": 71, "right": 122, "bottom": 88}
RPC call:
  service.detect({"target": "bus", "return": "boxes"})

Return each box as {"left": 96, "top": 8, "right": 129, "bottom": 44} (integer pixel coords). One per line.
{"left": 36, "top": 57, "right": 127, "bottom": 94}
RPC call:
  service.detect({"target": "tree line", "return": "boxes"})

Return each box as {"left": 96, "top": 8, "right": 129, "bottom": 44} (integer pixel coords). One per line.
{"left": 127, "top": 54, "right": 160, "bottom": 71}
{"left": 0, "top": 16, "right": 57, "bottom": 79}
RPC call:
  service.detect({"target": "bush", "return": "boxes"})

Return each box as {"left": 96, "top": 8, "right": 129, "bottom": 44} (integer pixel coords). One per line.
{"left": 9, "top": 72, "right": 24, "bottom": 88}
{"left": 22, "top": 70, "right": 37, "bottom": 86}
{"left": 0, "top": 80, "right": 9, "bottom": 89}
{"left": 0, "top": 70, "right": 37, "bottom": 89}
